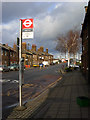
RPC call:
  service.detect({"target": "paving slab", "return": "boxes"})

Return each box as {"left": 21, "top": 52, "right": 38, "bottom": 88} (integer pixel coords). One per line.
{"left": 30, "top": 70, "right": 89, "bottom": 119}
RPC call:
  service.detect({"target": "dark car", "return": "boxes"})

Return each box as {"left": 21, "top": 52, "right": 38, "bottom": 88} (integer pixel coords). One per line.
{"left": 8, "top": 64, "right": 25, "bottom": 71}
{"left": 8, "top": 64, "right": 19, "bottom": 71}
{"left": 39, "top": 63, "right": 43, "bottom": 67}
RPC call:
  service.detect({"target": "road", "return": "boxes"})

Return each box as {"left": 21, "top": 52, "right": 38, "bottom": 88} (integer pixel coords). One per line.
{"left": 1, "top": 63, "right": 67, "bottom": 119}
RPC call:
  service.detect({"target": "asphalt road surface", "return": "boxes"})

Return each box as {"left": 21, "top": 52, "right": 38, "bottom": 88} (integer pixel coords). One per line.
{"left": 1, "top": 63, "right": 67, "bottom": 119}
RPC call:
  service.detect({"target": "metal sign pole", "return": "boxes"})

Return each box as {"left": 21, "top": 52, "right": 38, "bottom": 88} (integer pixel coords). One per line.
{"left": 18, "top": 18, "right": 33, "bottom": 109}
{"left": 19, "top": 19, "right": 22, "bottom": 107}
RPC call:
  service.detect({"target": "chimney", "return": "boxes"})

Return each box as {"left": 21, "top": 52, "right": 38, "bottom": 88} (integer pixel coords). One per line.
{"left": 81, "top": 23, "right": 83, "bottom": 27}
{"left": 40, "top": 46, "right": 44, "bottom": 52}
{"left": 85, "top": 6, "right": 88, "bottom": 13}
{"left": 22, "top": 42, "right": 27, "bottom": 50}
{"left": 46, "top": 48, "right": 48, "bottom": 53}
{"left": 38, "top": 48, "right": 40, "bottom": 52}
{"left": 31, "top": 44, "right": 36, "bottom": 51}
{"left": 13, "top": 43, "right": 17, "bottom": 51}
{"left": 6, "top": 43, "right": 8, "bottom": 46}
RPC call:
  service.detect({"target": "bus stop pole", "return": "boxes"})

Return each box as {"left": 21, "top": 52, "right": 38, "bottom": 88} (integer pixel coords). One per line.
{"left": 19, "top": 19, "right": 22, "bottom": 107}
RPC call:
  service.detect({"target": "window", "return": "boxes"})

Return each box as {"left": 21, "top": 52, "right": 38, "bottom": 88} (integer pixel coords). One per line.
{"left": 83, "top": 46, "right": 85, "bottom": 51}
{"left": 5, "top": 61, "right": 7, "bottom": 65}
{"left": 13, "top": 53, "right": 16, "bottom": 57}
{"left": 1, "top": 50, "right": 3, "bottom": 55}
{"left": 30, "top": 55, "right": 32, "bottom": 59}
{"left": 5, "top": 51, "right": 7, "bottom": 56}
{"left": 42, "top": 57, "right": 44, "bottom": 59}
{"left": 10, "top": 52, "right": 12, "bottom": 56}
{"left": 39, "top": 56, "right": 42, "bottom": 59}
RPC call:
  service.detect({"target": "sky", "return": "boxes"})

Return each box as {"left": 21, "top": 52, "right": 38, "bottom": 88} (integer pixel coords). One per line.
{"left": 1, "top": 1, "right": 89, "bottom": 58}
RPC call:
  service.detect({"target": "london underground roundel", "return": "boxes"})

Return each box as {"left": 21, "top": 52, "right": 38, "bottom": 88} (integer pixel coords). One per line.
{"left": 22, "top": 19, "right": 33, "bottom": 29}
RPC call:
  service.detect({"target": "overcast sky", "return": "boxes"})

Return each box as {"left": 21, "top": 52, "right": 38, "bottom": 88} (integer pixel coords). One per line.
{"left": 1, "top": 1, "right": 88, "bottom": 58}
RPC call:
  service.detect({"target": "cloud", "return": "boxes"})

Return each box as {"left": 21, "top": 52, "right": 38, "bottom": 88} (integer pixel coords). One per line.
{"left": 2, "top": 20, "right": 19, "bottom": 46}
{"left": 34, "top": 2, "right": 86, "bottom": 44}
{"left": 2, "top": 2, "right": 87, "bottom": 58}
{"left": 54, "top": 3, "right": 63, "bottom": 9}
{"left": 2, "top": 2, "right": 54, "bottom": 23}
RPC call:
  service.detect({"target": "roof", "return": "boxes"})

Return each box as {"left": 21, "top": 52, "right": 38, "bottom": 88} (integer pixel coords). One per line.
{"left": 30, "top": 49, "right": 53, "bottom": 56}
{"left": 0, "top": 43, "right": 17, "bottom": 52}
{"left": 80, "top": 1, "right": 90, "bottom": 37}
{"left": 22, "top": 49, "right": 33, "bottom": 55}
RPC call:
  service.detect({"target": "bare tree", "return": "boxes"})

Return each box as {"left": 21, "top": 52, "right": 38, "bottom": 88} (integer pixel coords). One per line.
{"left": 69, "top": 31, "right": 82, "bottom": 66}
{"left": 56, "top": 29, "right": 81, "bottom": 67}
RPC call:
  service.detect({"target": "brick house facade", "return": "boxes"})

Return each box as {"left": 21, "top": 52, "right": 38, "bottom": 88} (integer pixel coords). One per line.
{"left": 0, "top": 43, "right": 18, "bottom": 66}
{"left": 0, "top": 42, "right": 53, "bottom": 67}
{"left": 30, "top": 45, "right": 53, "bottom": 66}
{"left": 0, "top": 44, "right": 10, "bottom": 66}
{"left": 81, "top": 1, "right": 90, "bottom": 83}
{"left": 22, "top": 42, "right": 33, "bottom": 67}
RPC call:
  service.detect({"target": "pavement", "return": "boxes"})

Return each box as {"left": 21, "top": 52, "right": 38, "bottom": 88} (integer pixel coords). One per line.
{"left": 7, "top": 69, "right": 90, "bottom": 119}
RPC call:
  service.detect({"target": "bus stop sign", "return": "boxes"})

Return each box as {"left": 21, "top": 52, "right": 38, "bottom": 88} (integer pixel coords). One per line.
{"left": 22, "top": 19, "right": 34, "bottom": 39}
{"left": 22, "top": 19, "right": 33, "bottom": 29}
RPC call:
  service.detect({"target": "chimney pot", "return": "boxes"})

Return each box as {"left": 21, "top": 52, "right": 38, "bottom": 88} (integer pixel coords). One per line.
{"left": 22, "top": 42, "right": 27, "bottom": 50}
{"left": 40, "top": 46, "right": 44, "bottom": 52}
{"left": 13, "top": 43, "right": 17, "bottom": 51}
{"left": 85, "top": 6, "right": 88, "bottom": 13}
{"left": 46, "top": 48, "right": 48, "bottom": 53}
{"left": 32, "top": 44, "right": 36, "bottom": 51}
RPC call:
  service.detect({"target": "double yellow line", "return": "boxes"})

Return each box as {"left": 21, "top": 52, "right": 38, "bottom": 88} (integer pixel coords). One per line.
{"left": 46, "top": 76, "right": 62, "bottom": 89}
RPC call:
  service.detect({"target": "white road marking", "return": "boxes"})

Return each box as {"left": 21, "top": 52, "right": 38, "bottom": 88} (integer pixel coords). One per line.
{"left": 0, "top": 79, "right": 19, "bottom": 83}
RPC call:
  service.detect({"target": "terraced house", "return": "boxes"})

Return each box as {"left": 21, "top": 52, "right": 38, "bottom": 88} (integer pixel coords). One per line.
{"left": 22, "top": 43, "right": 53, "bottom": 67}
{"left": 0, "top": 43, "right": 18, "bottom": 66}
{"left": 0, "top": 42, "right": 53, "bottom": 67}
{"left": 22, "top": 42, "right": 33, "bottom": 68}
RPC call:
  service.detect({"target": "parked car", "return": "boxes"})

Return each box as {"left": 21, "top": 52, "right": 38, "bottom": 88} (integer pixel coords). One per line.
{"left": 69, "top": 64, "right": 74, "bottom": 67}
{"left": 8, "top": 64, "right": 19, "bottom": 71}
{"left": 42, "top": 61, "right": 49, "bottom": 66}
{"left": 70, "top": 64, "right": 79, "bottom": 68}
{"left": 69, "top": 64, "right": 79, "bottom": 70}
{"left": 8, "top": 64, "right": 25, "bottom": 71}
{"left": 50, "top": 62, "right": 55, "bottom": 65}
{"left": 33, "top": 64, "right": 39, "bottom": 67}
{"left": 0, "top": 65, "right": 10, "bottom": 72}
{"left": 39, "top": 63, "right": 43, "bottom": 67}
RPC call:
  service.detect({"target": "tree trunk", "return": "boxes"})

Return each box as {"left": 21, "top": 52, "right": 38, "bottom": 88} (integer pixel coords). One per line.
{"left": 73, "top": 53, "right": 75, "bottom": 67}
{"left": 65, "top": 52, "right": 66, "bottom": 59}
{"left": 74, "top": 53, "right": 76, "bottom": 67}
{"left": 68, "top": 51, "right": 70, "bottom": 67}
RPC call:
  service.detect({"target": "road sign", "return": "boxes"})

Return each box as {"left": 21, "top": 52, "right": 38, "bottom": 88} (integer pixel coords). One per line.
{"left": 22, "top": 19, "right": 34, "bottom": 39}
{"left": 22, "top": 31, "right": 34, "bottom": 39}
{"left": 22, "top": 19, "right": 33, "bottom": 29}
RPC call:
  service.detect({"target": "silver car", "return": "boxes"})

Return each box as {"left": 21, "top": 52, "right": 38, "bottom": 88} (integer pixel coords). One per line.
{"left": 0, "top": 65, "right": 10, "bottom": 72}
{"left": 8, "top": 64, "right": 19, "bottom": 71}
